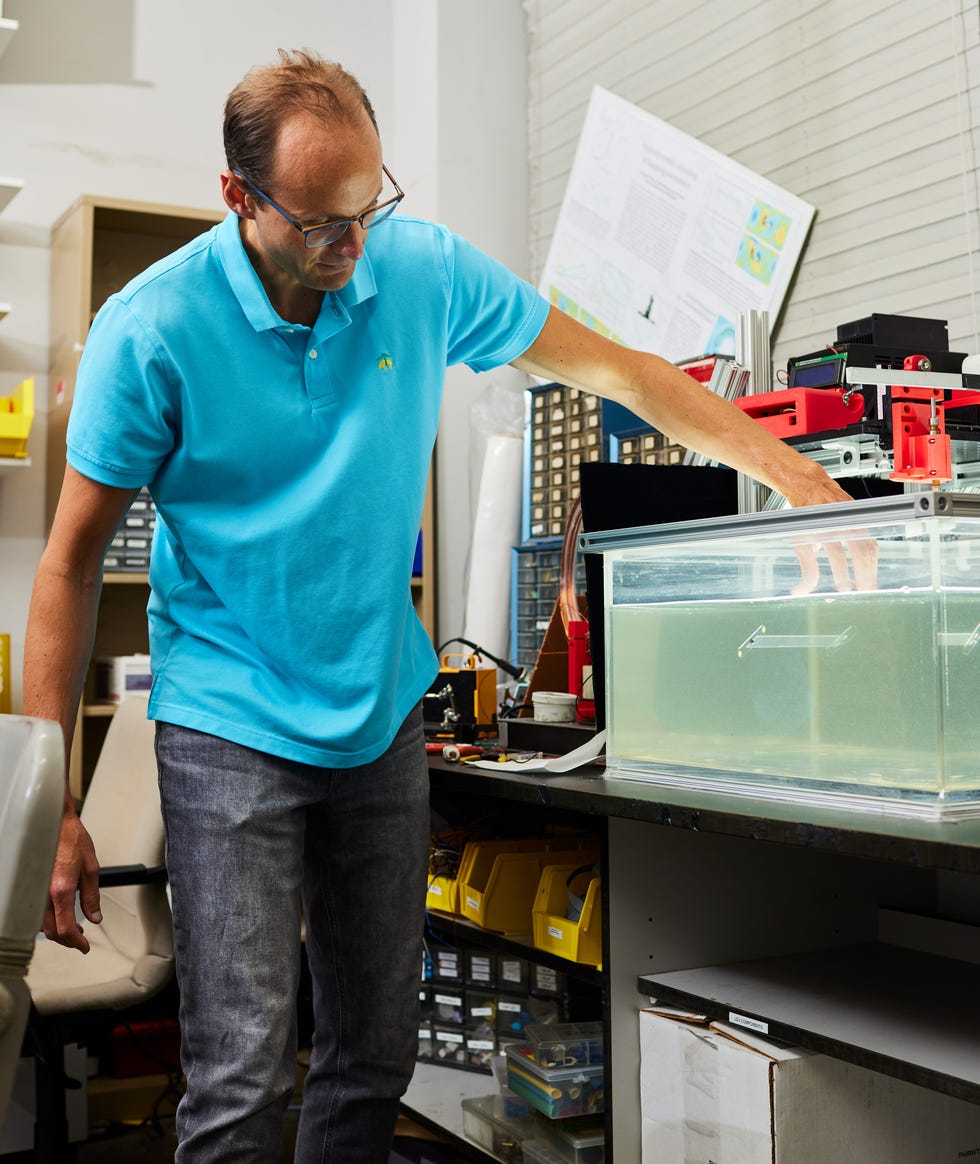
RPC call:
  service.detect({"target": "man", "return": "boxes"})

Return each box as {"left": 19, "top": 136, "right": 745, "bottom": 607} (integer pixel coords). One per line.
{"left": 24, "top": 49, "right": 863, "bottom": 1162}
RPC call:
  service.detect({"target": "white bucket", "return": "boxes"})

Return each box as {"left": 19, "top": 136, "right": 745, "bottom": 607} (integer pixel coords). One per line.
{"left": 532, "top": 690, "right": 577, "bottom": 723}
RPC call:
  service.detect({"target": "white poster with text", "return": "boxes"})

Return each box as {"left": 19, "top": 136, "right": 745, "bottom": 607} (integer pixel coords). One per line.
{"left": 539, "top": 87, "right": 815, "bottom": 364}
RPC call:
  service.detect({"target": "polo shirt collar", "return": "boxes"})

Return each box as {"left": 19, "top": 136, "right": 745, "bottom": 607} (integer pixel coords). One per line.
{"left": 215, "top": 210, "right": 378, "bottom": 333}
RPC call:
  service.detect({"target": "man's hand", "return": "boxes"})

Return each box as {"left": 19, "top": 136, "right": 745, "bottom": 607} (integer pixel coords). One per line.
{"left": 791, "top": 533, "right": 879, "bottom": 595}
{"left": 44, "top": 810, "right": 101, "bottom": 954}
{"left": 777, "top": 466, "right": 880, "bottom": 593}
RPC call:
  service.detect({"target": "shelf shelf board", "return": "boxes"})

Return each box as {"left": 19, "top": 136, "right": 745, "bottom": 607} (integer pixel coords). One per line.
{"left": 102, "top": 572, "right": 149, "bottom": 585}
{"left": 638, "top": 941, "right": 980, "bottom": 1103}
{"left": 0, "top": 303, "right": 10, "bottom": 323}
{"left": 426, "top": 909, "right": 603, "bottom": 987}
{"left": 0, "top": 455, "right": 30, "bottom": 468}
{"left": 402, "top": 1061, "right": 502, "bottom": 1162}
{"left": 83, "top": 704, "right": 118, "bottom": 718}
{"left": 0, "top": 177, "right": 23, "bottom": 215}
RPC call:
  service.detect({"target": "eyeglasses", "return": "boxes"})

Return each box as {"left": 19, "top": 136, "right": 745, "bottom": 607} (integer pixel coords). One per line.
{"left": 233, "top": 164, "right": 404, "bottom": 248}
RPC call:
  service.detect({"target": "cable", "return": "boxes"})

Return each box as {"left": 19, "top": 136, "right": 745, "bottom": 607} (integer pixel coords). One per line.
{"left": 435, "top": 637, "right": 525, "bottom": 681}
{"left": 559, "top": 496, "right": 585, "bottom": 636}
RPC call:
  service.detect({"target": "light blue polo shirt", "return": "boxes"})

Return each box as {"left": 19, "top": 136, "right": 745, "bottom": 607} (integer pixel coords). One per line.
{"left": 66, "top": 211, "right": 550, "bottom": 767}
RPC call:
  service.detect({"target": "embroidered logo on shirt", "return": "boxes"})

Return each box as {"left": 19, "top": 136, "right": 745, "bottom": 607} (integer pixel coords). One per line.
{"left": 377, "top": 352, "right": 394, "bottom": 371}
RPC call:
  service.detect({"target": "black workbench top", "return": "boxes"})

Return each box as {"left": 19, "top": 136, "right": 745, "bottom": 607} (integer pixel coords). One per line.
{"left": 427, "top": 756, "right": 980, "bottom": 875}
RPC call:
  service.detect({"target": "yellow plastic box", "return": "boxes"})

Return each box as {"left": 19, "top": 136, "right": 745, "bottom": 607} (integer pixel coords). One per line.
{"left": 430, "top": 838, "right": 535, "bottom": 920}
{"left": 532, "top": 863, "right": 602, "bottom": 969}
{"left": 425, "top": 871, "right": 460, "bottom": 915}
{"left": 459, "top": 839, "right": 599, "bottom": 935}
{"left": 0, "top": 377, "right": 34, "bottom": 458}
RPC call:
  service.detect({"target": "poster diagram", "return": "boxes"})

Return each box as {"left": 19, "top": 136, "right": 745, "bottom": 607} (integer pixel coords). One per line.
{"left": 538, "top": 88, "right": 815, "bottom": 363}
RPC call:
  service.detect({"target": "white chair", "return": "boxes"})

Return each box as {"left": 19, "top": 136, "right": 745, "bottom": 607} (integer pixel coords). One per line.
{"left": 24, "top": 695, "right": 173, "bottom": 1160}
{"left": 0, "top": 715, "right": 64, "bottom": 1130}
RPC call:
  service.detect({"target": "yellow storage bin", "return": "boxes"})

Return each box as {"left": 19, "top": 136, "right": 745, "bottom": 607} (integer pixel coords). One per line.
{"left": 532, "top": 861, "right": 602, "bottom": 969}
{"left": 0, "top": 377, "right": 34, "bottom": 458}
{"left": 426, "top": 828, "right": 478, "bottom": 917}
{"left": 456, "top": 839, "right": 544, "bottom": 933}
{"left": 459, "top": 839, "right": 599, "bottom": 935}
{"left": 425, "top": 871, "right": 460, "bottom": 915}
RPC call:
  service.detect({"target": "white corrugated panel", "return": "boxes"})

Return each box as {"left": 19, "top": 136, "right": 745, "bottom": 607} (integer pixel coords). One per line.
{"left": 525, "top": 0, "right": 980, "bottom": 364}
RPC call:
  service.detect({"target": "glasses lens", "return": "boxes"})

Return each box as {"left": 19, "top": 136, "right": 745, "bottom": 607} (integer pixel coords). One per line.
{"left": 304, "top": 222, "right": 348, "bottom": 248}
{"left": 302, "top": 190, "right": 404, "bottom": 248}
{"left": 363, "top": 198, "right": 401, "bottom": 231}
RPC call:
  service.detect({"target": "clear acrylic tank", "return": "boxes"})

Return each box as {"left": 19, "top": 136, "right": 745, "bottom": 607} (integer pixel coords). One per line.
{"left": 581, "top": 492, "right": 980, "bottom": 818}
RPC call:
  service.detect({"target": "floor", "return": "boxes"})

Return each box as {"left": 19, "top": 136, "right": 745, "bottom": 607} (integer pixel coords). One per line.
{"left": 8, "top": 1113, "right": 467, "bottom": 1163}
{"left": 66, "top": 1111, "right": 297, "bottom": 1162}
{"left": 6, "top": 1098, "right": 465, "bottom": 1164}
{"left": 7, "top": 983, "right": 472, "bottom": 1162}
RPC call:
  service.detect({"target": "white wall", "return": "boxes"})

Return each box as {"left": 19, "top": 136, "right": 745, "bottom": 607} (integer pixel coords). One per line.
{"left": 524, "top": 0, "right": 980, "bottom": 369}
{"left": 0, "top": 0, "right": 531, "bottom": 709}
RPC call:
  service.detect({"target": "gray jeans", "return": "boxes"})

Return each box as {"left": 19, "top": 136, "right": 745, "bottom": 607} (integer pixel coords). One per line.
{"left": 155, "top": 706, "right": 429, "bottom": 1163}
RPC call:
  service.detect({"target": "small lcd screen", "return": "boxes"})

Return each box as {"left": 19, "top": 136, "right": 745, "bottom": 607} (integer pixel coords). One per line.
{"left": 791, "top": 357, "right": 846, "bottom": 388}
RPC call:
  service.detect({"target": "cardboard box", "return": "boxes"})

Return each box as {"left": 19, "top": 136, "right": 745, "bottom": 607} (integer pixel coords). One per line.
{"left": 640, "top": 1007, "right": 980, "bottom": 1163}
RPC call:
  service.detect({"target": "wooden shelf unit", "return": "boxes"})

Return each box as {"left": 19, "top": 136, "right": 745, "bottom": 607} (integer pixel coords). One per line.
{"left": 415, "top": 468, "right": 436, "bottom": 643}
{"left": 47, "top": 196, "right": 223, "bottom": 795}
{"left": 46, "top": 195, "right": 223, "bottom": 532}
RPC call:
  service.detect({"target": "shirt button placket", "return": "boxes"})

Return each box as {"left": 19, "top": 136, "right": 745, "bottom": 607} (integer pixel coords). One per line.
{"left": 305, "top": 346, "right": 328, "bottom": 408}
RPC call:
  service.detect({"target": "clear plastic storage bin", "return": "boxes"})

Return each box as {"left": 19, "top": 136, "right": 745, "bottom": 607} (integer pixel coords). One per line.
{"left": 582, "top": 493, "right": 980, "bottom": 818}
{"left": 505, "top": 1043, "right": 604, "bottom": 1119}
{"left": 539, "top": 1114, "right": 605, "bottom": 1163}
{"left": 525, "top": 1022, "right": 603, "bottom": 1070}
{"left": 523, "top": 1115, "right": 606, "bottom": 1163}
{"left": 461, "top": 1093, "right": 536, "bottom": 1162}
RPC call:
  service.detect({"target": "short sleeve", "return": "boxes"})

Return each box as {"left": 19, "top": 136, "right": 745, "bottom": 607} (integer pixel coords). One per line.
{"left": 66, "top": 297, "right": 178, "bottom": 489}
{"left": 443, "top": 232, "right": 550, "bottom": 373}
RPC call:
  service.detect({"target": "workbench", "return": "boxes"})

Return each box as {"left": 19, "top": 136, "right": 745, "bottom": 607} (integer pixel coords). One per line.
{"left": 403, "top": 754, "right": 980, "bottom": 1163}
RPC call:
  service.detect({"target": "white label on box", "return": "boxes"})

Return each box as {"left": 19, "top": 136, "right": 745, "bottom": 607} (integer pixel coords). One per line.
{"left": 436, "top": 1030, "right": 464, "bottom": 1044}
{"left": 472, "top": 1006, "right": 493, "bottom": 1017}
{"left": 535, "top": 967, "right": 559, "bottom": 991}
{"left": 434, "top": 994, "right": 461, "bottom": 1006}
{"left": 467, "top": 1039, "right": 494, "bottom": 1051}
{"left": 548, "top": 924, "right": 564, "bottom": 940}
{"left": 466, "top": 895, "right": 479, "bottom": 911}
{"left": 428, "top": 884, "right": 443, "bottom": 896}
{"left": 499, "top": 1001, "right": 521, "bottom": 1013}
{"left": 728, "top": 1011, "right": 769, "bottom": 1034}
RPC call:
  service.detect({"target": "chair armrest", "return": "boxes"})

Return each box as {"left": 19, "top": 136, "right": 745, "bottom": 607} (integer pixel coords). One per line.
{"left": 97, "top": 864, "right": 168, "bottom": 887}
